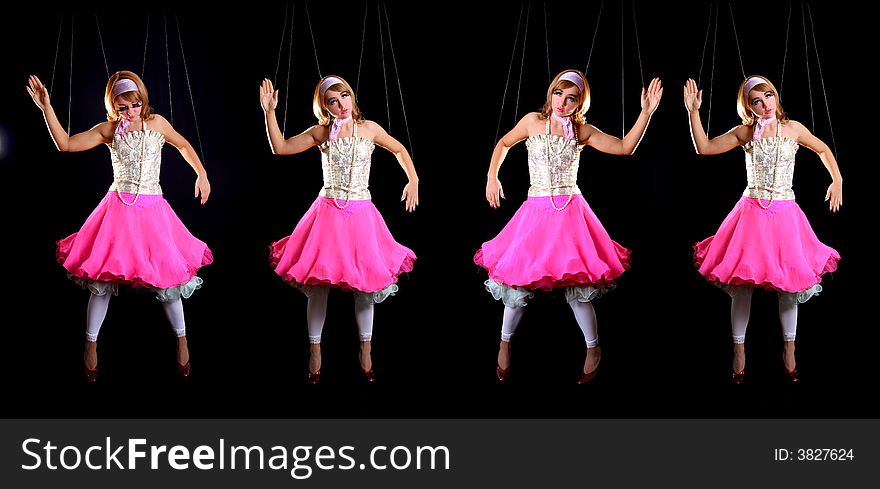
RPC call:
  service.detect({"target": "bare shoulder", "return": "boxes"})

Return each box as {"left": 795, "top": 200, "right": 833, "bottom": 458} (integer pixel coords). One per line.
{"left": 359, "top": 119, "right": 386, "bottom": 139}
{"left": 783, "top": 119, "right": 807, "bottom": 133}
{"left": 576, "top": 121, "right": 598, "bottom": 135}
{"left": 731, "top": 124, "right": 752, "bottom": 143}
{"left": 361, "top": 119, "right": 384, "bottom": 132}
{"left": 304, "top": 124, "right": 330, "bottom": 144}
{"left": 307, "top": 123, "right": 328, "bottom": 135}
{"left": 522, "top": 111, "right": 542, "bottom": 125}
{"left": 520, "top": 112, "right": 545, "bottom": 134}
{"left": 146, "top": 114, "right": 172, "bottom": 133}
{"left": 92, "top": 121, "right": 117, "bottom": 141}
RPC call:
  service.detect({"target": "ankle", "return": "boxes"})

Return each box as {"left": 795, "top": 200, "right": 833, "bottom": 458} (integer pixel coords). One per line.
{"left": 308, "top": 344, "right": 322, "bottom": 373}
{"left": 359, "top": 343, "right": 372, "bottom": 370}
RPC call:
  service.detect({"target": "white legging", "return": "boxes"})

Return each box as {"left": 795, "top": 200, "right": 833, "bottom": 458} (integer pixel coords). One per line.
{"left": 730, "top": 287, "right": 798, "bottom": 344}
{"left": 499, "top": 300, "right": 599, "bottom": 348}
{"left": 306, "top": 286, "right": 374, "bottom": 344}
{"left": 85, "top": 293, "right": 186, "bottom": 342}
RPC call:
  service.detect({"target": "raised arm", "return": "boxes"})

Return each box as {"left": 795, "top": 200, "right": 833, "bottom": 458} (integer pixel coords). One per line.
{"left": 790, "top": 120, "right": 843, "bottom": 212}
{"left": 26, "top": 75, "right": 113, "bottom": 152}
{"left": 580, "top": 77, "right": 664, "bottom": 155}
{"left": 151, "top": 115, "right": 211, "bottom": 205}
{"left": 683, "top": 78, "right": 749, "bottom": 155}
{"left": 372, "top": 121, "right": 419, "bottom": 212}
{"left": 260, "top": 78, "right": 322, "bottom": 155}
{"left": 486, "top": 113, "right": 534, "bottom": 208}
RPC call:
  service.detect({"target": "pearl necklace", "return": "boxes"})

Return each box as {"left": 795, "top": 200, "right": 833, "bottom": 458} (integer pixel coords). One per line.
{"left": 328, "top": 121, "right": 357, "bottom": 210}
{"left": 545, "top": 120, "right": 574, "bottom": 211}
{"left": 755, "top": 122, "right": 781, "bottom": 210}
{"left": 116, "top": 123, "right": 146, "bottom": 206}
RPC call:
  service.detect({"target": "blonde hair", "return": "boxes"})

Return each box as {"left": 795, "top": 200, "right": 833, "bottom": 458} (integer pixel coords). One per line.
{"left": 312, "top": 75, "right": 364, "bottom": 126}
{"left": 104, "top": 70, "right": 153, "bottom": 122}
{"left": 736, "top": 75, "right": 788, "bottom": 126}
{"left": 540, "top": 69, "right": 590, "bottom": 125}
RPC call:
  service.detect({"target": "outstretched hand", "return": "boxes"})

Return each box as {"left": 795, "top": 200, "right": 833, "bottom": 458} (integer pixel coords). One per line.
{"left": 195, "top": 174, "right": 211, "bottom": 205}
{"left": 683, "top": 78, "right": 703, "bottom": 113}
{"left": 401, "top": 181, "right": 419, "bottom": 212}
{"left": 825, "top": 181, "right": 842, "bottom": 212}
{"left": 640, "top": 77, "right": 663, "bottom": 115}
{"left": 486, "top": 176, "right": 505, "bottom": 208}
{"left": 26, "top": 75, "right": 51, "bottom": 111}
{"left": 260, "top": 78, "right": 279, "bottom": 113}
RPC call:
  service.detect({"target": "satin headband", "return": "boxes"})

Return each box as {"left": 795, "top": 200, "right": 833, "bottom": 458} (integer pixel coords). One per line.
{"left": 111, "top": 78, "right": 139, "bottom": 98}
{"left": 319, "top": 77, "right": 344, "bottom": 96}
{"left": 559, "top": 72, "right": 585, "bottom": 92}
{"left": 743, "top": 76, "right": 768, "bottom": 97}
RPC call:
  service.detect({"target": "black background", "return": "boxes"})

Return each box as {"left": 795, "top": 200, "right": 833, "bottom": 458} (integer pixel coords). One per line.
{"left": 0, "top": 2, "right": 874, "bottom": 419}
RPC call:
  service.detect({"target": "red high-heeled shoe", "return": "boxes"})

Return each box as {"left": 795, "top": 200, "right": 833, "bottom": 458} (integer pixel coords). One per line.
{"left": 577, "top": 348, "right": 600, "bottom": 384}
{"left": 307, "top": 369, "right": 321, "bottom": 385}
{"left": 576, "top": 368, "right": 598, "bottom": 384}
{"left": 361, "top": 368, "right": 376, "bottom": 383}
{"left": 177, "top": 361, "right": 191, "bottom": 378}
{"left": 84, "top": 366, "right": 98, "bottom": 383}
{"left": 785, "top": 368, "right": 799, "bottom": 384}
{"left": 495, "top": 364, "right": 510, "bottom": 382}
{"left": 732, "top": 369, "right": 745, "bottom": 385}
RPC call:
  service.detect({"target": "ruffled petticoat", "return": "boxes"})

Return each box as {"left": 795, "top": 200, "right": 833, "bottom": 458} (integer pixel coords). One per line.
{"left": 270, "top": 197, "right": 415, "bottom": 303}
{"left": 475, "top": 195, "right": 630, "bottom": 306}
{"left": 693, "top": 196, "right": 839, "bottom": 303}
{"left": 56, "top": 192, "right": 213, "bottom": 301}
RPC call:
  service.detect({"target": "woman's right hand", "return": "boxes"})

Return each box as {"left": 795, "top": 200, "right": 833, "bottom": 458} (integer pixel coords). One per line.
{"left": 683, "top": 78, "right": 702, "bottom": 113}
{"left": 486, "top": 176, "right": 505, "bottom": 208}
{"left": 26, "top": 75, "right": 51, "bottom": 111}
{"left": 260, "top": 78, "right": 279, "bottom": 112}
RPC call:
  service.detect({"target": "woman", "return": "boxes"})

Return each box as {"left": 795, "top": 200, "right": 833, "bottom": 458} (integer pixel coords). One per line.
{"left": 26, "top": 71, "right": 213, "bottom": 381}
{"left": 476, "top": 69, "right": 663, "bottom": 383}
{"left": 684, "top": 76, "right": 842, "bottom": 384}
{"left": 260, "top": 75, "right": 419, "bottom": 384}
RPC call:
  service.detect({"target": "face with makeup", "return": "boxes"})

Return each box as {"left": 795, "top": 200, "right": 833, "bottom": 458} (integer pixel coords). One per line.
{"left": 323, "top": 88, "right": 352, "bottom": 119}
{"left": 552, "top": 86, "right": 581, "bottom": 118}
{"left": 114, "top": 92, "right": 143, "bottom": 123}
{"left": 747, "top": 88, "right": 777, "bottom": 120}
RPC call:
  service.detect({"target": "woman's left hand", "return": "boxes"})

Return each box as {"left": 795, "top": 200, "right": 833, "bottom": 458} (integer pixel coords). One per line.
{"left": 640, "top": 77, "right": 663, "bottom": 115}
{"left": 825, "top": 180, "right": 842, "bottom": 212}
{"left": 401, "top": 180, "right": 419, "bottom": 212}
{"left": 195, "top": 174, "right": 211, "bottom": 205}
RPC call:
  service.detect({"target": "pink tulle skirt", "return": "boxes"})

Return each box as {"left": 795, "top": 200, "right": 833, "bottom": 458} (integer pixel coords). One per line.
{"left": 269, "top": 197, "right": 416, "bottom": 293}
{"left": 693, "top": 196, "right": 839, "bottom": 292}
{"left": 56, "top": 192, "right": 213, "bottom": 289}
{"left": 474, "top": 195, "right": 631, "bottom": 290}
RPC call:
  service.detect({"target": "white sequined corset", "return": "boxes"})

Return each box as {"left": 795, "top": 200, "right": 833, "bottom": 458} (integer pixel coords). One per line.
{"left": 525, "top": 134, "right": 583, "bottom": 197}
{"left": 108, "top": 126, "right": 165, "bottom": 195}
{"left": 742, "top": 137, "right": 799, "bottom": 200}
{"left": 318, "top": 136, "right": 376, "bottom": 200}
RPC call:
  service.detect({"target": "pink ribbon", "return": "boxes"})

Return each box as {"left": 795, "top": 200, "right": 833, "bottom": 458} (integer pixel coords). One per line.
{"left": 753, "top": 116, "right": 776, "bottom": 140}
{"left": 115, "top": 118, "right": 131, "bottom": 136}
{"left": 329, "top": 116, "right": 352, "bottom": 141}
{"left": 551, "top": 113, "right": 575, "bottom": 141}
